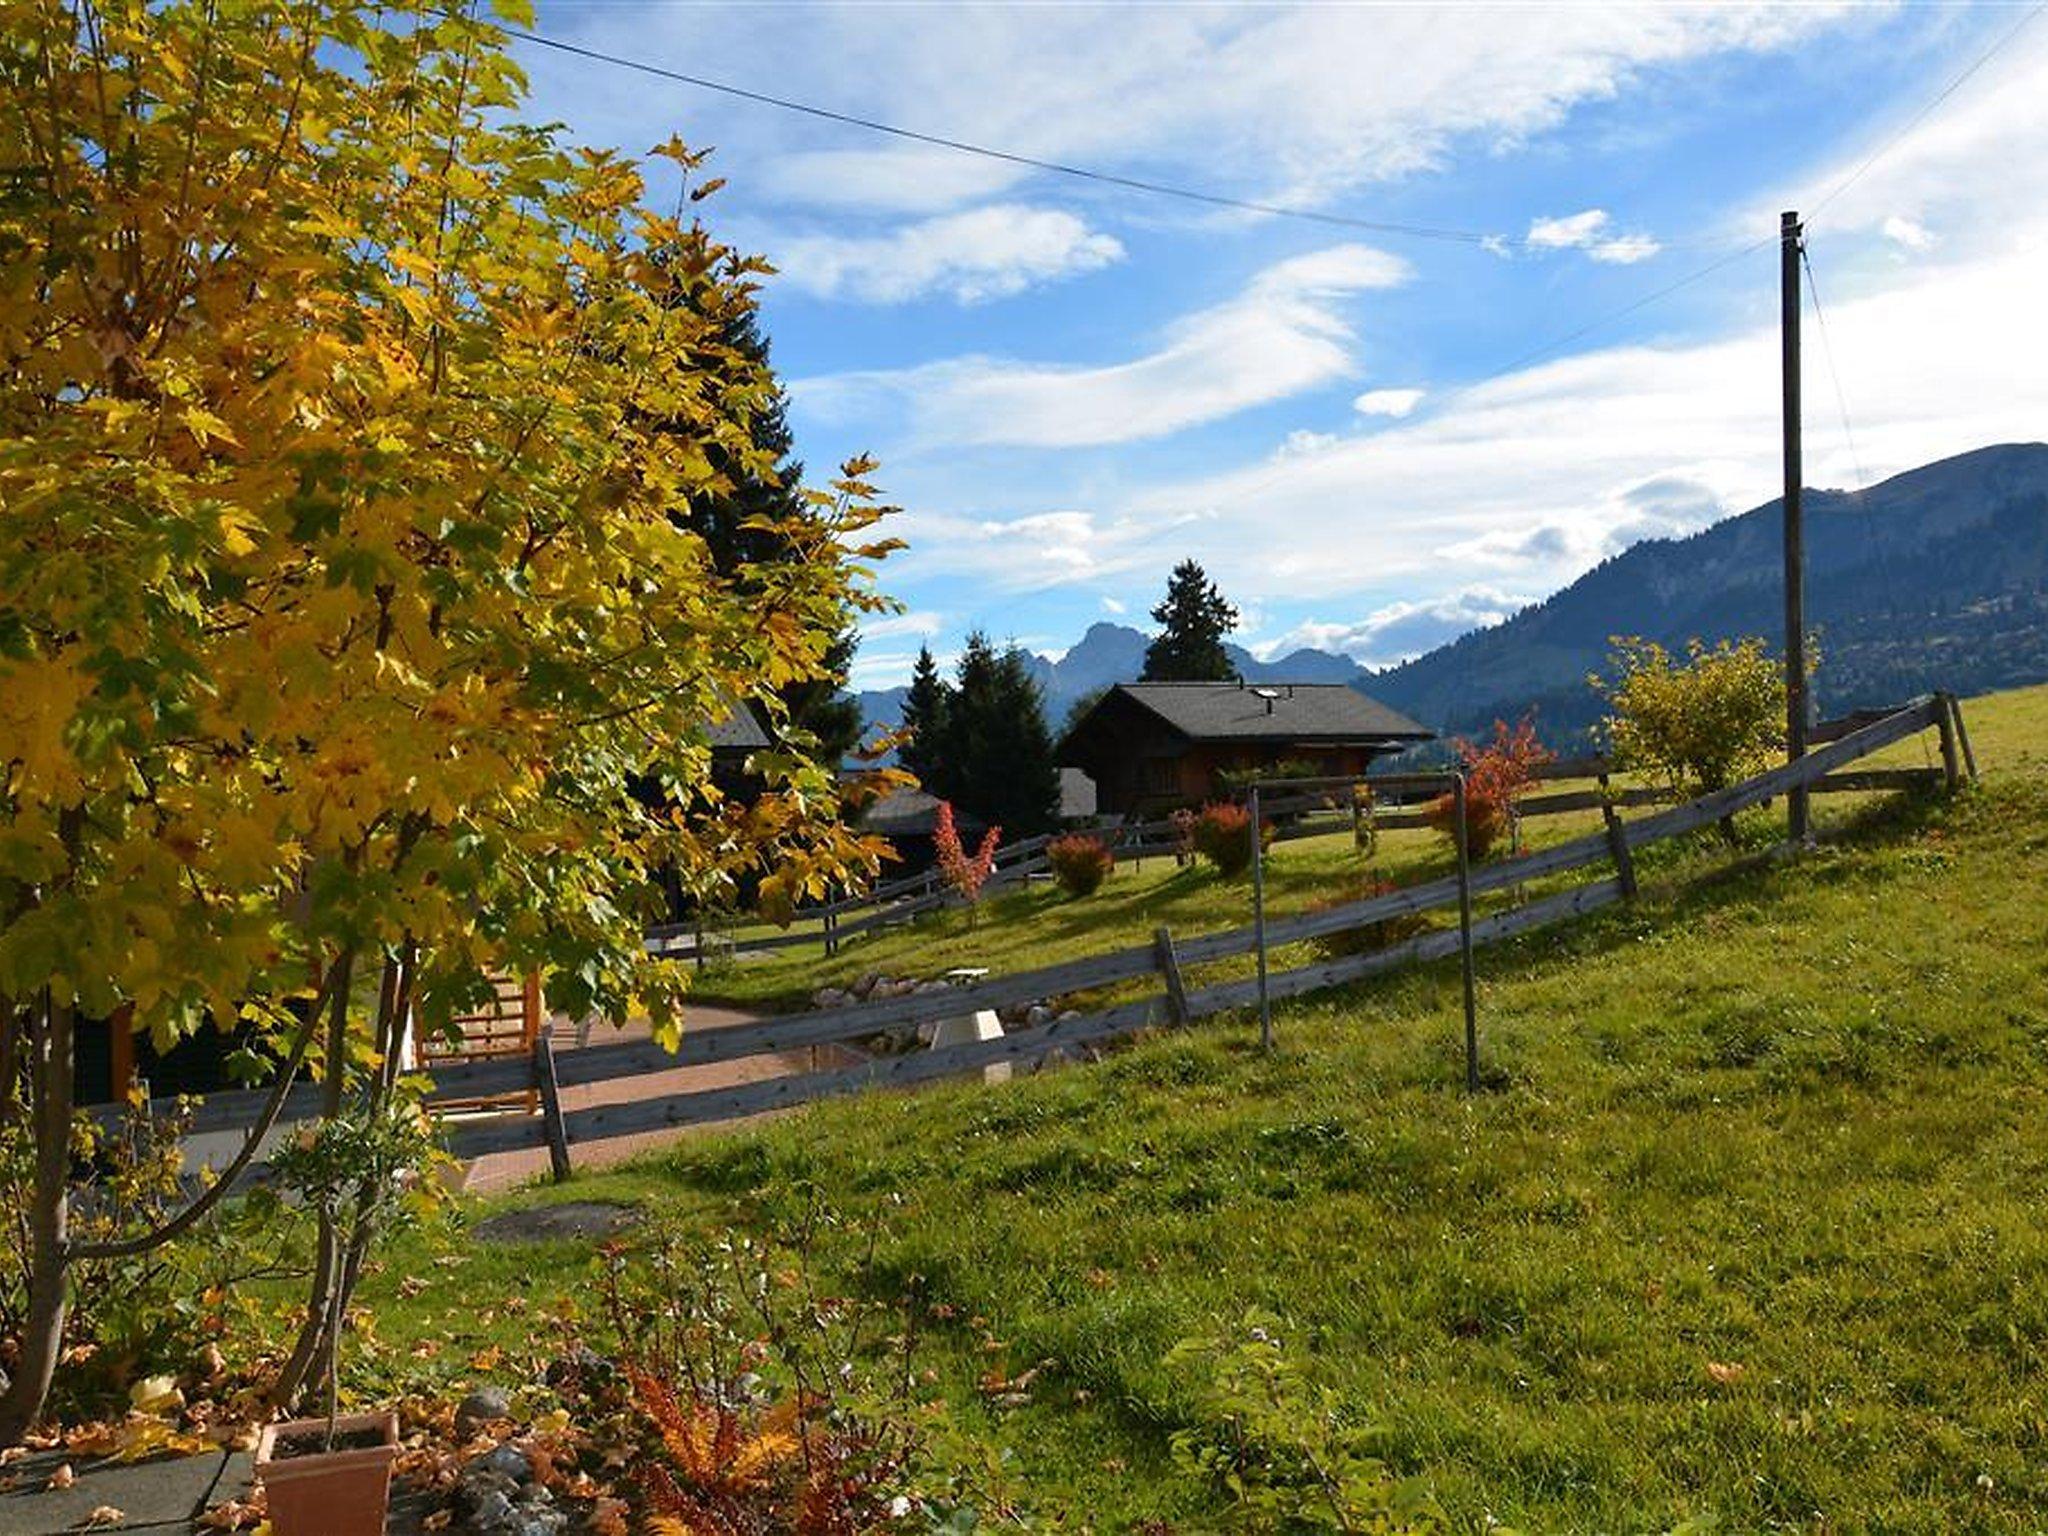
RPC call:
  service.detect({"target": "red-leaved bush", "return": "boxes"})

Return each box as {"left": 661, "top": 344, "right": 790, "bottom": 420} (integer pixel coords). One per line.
{"left": 1425, "top": 715, "right": 1552, "bottom": 859}
{"left": 1307, "top": 877, "right": 1432, "bottom": 959}
{"left": 934, "top": 799, "right": 1001, "bottom": 903}
{"left": 1047, "top": 834, "right": 1114, "bottom": 897}
{"left": 1190, "top": 801, "right": 1272, "bottom": 878}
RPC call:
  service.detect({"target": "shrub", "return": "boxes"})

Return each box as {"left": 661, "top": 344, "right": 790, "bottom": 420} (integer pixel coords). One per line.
{"left": 1191, "top": 802, "right": 1273, "bottom": 878}
{"left": 580, "top": 1223, "right": 1021, "bottom": 1533}
{"left": 1047, "top": 834, "right": 1114, "bottom": 897}
{"left": 1167, "top": 1309, "right": 1439, "bottom": 1531}
{"left": 0, "top": 1091, "right": 293, "bottom": 1425}
{"left": 1306, "top": 877, "right": 1432, "bottom": 959}
{"left": 1424, "top": 789, "right": 1508, "bottom": 860}
{"left": 1213, "top": 757, "right": 1321, "bottom": 798}
{"left": 934, "top": 799, "right": 1002, "bottom": 905}
{"left": 1426, "top": 715, "right": 1551, "bottom": 860}
{"left": 1592, "top": 635, "right": 1788, "bottom": 795}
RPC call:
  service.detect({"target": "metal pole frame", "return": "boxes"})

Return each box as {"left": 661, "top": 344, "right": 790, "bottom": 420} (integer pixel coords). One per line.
{"left": 1453, "top": 771, "right": 1480, "bottom": 1093}
{"left": 1250, "top": 782, "right": 1272, "bottom": 1052}
{"left": 1233, "top": 768, "right": 1480, "bottom": 1080}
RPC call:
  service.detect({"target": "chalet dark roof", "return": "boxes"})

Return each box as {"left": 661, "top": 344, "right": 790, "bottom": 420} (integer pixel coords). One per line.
{"left": 704, "top": 703, "right": 770, "bottom": 752}
{"left": 1081, "top": 681, "right": 1431, "bottom": 745}
{"left": 1059, "top": 766, "right": 1097, "bottom": 820}
{"left": 857, "top": 788, "right": 988, "bottom": 838}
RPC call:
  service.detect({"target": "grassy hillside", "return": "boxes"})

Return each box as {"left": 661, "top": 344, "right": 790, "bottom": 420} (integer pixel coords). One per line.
{"left": 370, "top": 684, "right": 2048, "bottom": 1531}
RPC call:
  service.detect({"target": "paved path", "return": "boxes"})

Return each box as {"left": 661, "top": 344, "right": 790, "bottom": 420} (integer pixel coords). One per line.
{"left": 0, "top": 1447, "right": 247, "bottom": 1533}
{"left": 0, "top": 1447, "right": 444, "bottom": 1534}
{"left": 454, "top": 1003, "right": 854, "bottom": 1192}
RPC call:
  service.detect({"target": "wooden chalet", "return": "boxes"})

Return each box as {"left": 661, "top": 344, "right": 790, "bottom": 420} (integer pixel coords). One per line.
{"left": 1057, "top": 680, "right": 1433, "bottom": 817}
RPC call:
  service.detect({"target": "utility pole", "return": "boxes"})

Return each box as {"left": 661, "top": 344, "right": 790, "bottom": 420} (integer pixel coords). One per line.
{"left": 1781, "top": 209, "right": 1810, "bottom": 843}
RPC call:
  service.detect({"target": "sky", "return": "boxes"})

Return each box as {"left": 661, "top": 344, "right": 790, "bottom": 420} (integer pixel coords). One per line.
{"left": 512, "top": 0, "right": 2048, "bottom": 690}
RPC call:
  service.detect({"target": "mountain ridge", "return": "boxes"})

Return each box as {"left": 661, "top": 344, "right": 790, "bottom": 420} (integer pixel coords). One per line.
{"left": 854, "top": 442, "right": 2048, "bottom": 750}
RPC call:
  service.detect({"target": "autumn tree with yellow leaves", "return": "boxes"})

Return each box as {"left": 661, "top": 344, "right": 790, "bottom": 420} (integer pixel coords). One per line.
{"left": 0, "top": 0, "right": 897, "bottom": 1441}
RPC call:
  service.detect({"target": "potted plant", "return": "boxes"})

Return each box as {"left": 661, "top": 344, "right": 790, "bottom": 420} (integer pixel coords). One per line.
{"left": 256, "top": 1095, "right": 439, "bottom": 1535}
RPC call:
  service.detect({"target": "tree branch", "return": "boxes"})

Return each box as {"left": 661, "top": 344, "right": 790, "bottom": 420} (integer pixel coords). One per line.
{"left": 70, "top": 952, "right": 349, "bottom": 1262}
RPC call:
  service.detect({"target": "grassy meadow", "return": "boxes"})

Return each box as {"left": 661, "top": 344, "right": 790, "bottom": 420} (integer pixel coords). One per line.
{"left": 356, "top": 683, "right": 2048, "bottom": 1530}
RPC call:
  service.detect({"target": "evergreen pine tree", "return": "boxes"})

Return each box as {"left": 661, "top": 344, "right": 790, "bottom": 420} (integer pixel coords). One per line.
{"left": 1142, "top": 559, "right": 1241, "bottom": 681}
{"left": 682, "top": 308, "right": 864, "bottom": 762}
{"left": 946, "top": 632, "right": 1060, "bottom": 837}
{"left": 897, "top": 645, "right": 954, "bottom": 795}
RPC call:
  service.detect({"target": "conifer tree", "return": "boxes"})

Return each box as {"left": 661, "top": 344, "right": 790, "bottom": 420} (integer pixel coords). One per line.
{"left": 946, "top": 633, "right": 1060, "bottom": 837}
{"left": 898, "top": 645, "right": 954, "bottom": 793}
{"left": 682, "top": 309, "right": 864, "bottom": 763}
{"left": 1142, "top": 559, "right": 1241, "bottom": 681}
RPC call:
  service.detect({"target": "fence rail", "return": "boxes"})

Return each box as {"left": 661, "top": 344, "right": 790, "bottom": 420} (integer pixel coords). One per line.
{"left": 662, "top": 699, "right": 1960, "bottom": 961}
{"left": 120, "top": 695, "right": 1968, "bottom": 1171}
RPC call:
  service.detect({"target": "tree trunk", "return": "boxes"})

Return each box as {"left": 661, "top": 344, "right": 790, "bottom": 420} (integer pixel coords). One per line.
{"left": 0, "top": 994, "right": 74, "bottom": 1447}
{"left": 0, "top": 991, "right": 20, "bottom": 1128}
{"left": 270, "top": 949, "right": 355, "bottom": 1411}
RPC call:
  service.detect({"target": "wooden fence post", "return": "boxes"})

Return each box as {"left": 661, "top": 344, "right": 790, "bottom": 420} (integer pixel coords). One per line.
{"left": 1454, "top": 773, "right": 1479, "bottom": 1094}
{"left": 1598, "top": 773, "right": 1638, "bottom": 899}
{"left": 534, "top": 1025, "right": 572, "bottom": 1184}
{"left": 1936, "top": 694, "right": 1962, "bottom": 791}
{"left": 1945, "top": 693, "right": 1979, "bottom": 784}
{"left": 1153, "top": 925, "right": 1189, "bottom": 1027}
{"left": 1249, "top": 784, "right": 1272, "bottom": 1052}
{"left": 824, "top": 909, "right": 837, "bottom": 959}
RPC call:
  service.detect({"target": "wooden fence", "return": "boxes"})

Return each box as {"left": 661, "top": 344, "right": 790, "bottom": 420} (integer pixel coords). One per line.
{"left": 134, "top": 694, "right": 1971, "bottom": 1176}
{"left": 669, "top": 692, "right": 1973, "bottom": 961}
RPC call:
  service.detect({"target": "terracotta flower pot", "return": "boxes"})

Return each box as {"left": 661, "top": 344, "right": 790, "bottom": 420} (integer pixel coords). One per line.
{"left": 254, "top": 1410, "right": 400, "bottom": 1536}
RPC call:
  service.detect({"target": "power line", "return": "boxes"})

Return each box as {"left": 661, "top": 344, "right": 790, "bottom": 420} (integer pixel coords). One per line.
{"left": 497, "top": 21, "right": 1614, "bottom": 252}
{"left": 1809, "top": 0, "right": 2046, "bottom": 222}
{"left": 1798, "top": 241, "right": 1934, "bottom": 766}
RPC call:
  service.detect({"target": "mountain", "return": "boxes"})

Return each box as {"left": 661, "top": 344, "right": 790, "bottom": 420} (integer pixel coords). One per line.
{"left": 851, "top": 443, "right": 2048, "bottom": 755}
{"left": 1367, "top": 442, "right": 2048, "bottom": 742}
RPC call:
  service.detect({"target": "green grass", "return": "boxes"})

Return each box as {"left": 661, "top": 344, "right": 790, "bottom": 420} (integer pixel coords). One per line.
{"left": 360, "top": 683, "right": 2048, "bottom": 1531}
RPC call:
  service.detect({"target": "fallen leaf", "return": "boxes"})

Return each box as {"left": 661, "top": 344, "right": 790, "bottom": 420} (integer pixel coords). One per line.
{"left": 79, "top": 1506, "right": 124, "bottom": 1529}
{"left": 130, "top": 1375, "right": 184, "bottom": 1415}
{"left": 1706, "top": 1361, "right": 1747, "bottom": 1385}
{"left": 47, "top": 1463, "right": 76, "bottom": 1490}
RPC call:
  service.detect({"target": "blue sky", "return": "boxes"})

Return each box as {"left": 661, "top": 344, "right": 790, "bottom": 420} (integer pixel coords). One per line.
{"left": 513, "top": 1, "right": 2048, "bottom": 689}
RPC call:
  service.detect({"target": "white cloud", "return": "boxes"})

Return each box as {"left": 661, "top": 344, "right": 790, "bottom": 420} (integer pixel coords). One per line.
{"left": 1588, "top": 233, "right": 1662, "bottom": 265}
{"left": 1766, "top": 17, "right": 2048, "bottom": 261}
{"left": 861, "top": 610, "right": 945, "bottom": 641}
{"left": 761, "top": 147, "right": 1025, "bottom": 215}
{"left": 794, "top": 243, "right": 1410, "bottom": 447}
{"left": 773, "top": 205, "right": 1124, "bottom": 304}
{"left": 1278, "top": 430, "right": 1339, "bottom": 459}
{"left": 1527, "top": 208, "right": 1662, "bottom": 264}
{"left": 523, "top": 5, "right": 1858, "bottom": 219}
{"left": 1100, "top": 596, "right": 1127, "bottom": 615}
{"left": 1528, "top": 209, "right": 1612, "bottom": 249}
{"left": 1881, "top": 214, "right": 1937, "bottom": 253}
{"left": 1260, "top": 587, "right": 1537, "bottom": 668}
{"left": 1355, "top": 387, "right": 1425, "bottom": 419}
{"left": 1102, "top": 229, "right": 2048, "bottom": 606}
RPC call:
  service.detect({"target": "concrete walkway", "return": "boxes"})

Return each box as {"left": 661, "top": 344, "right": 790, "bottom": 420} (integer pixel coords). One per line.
{"left": 454, "top": 1003, "right": 855, "bottom": 1192}
{"left": 0, "top": 1447, "right": 247, "bottom": 1533}
{"left": 0, "top": 1446, "right": 443, "bottom": 1534}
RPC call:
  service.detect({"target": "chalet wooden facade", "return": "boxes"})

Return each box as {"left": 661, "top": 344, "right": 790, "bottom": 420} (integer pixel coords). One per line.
{"left": 1057, "top": 681, "right": 1433, "bottom": 818}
